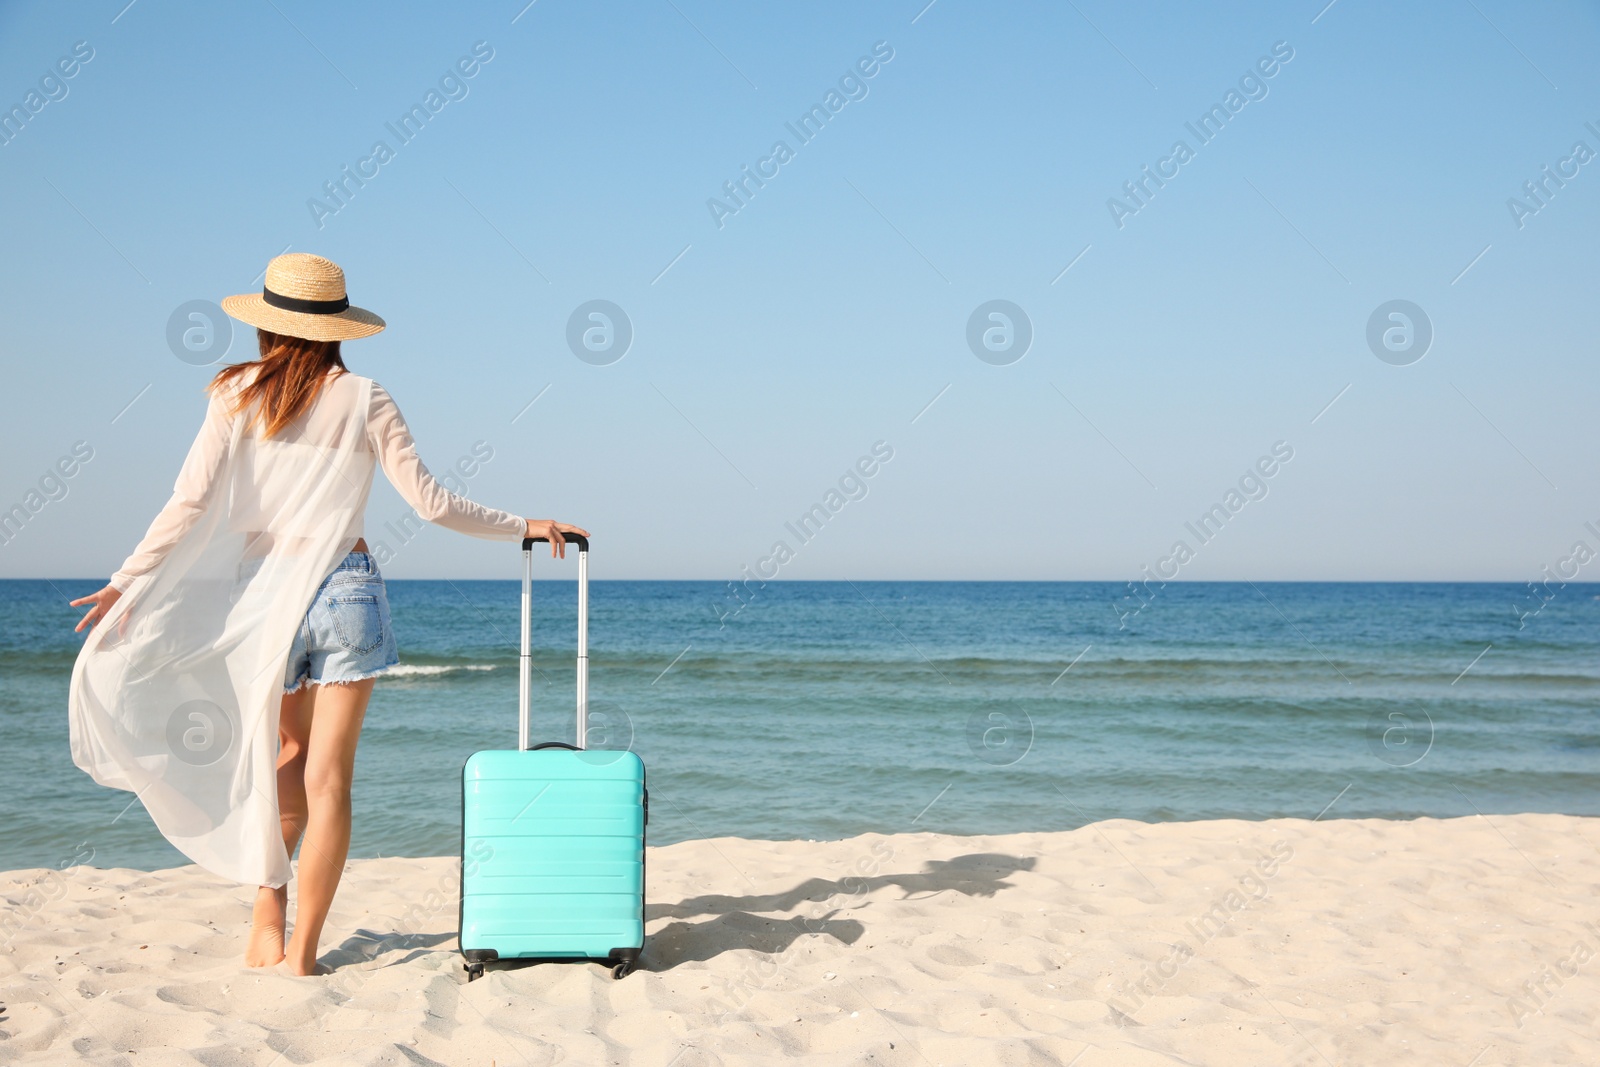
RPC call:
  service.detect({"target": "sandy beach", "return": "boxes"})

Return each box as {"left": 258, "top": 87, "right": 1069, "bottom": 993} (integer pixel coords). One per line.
{"left": 2, "top": 813, "right": 1596, "bottom": 1065}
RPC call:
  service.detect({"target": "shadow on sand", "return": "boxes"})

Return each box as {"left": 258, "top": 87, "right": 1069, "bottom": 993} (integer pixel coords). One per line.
{"left": 319, "top": 928, "right": 456, "bottom": 972}
{"left": 642, "top": 851, "right": 1036, "bottom": 972}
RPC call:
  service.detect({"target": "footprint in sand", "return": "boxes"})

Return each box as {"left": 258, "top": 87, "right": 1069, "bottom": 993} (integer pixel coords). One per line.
{"left": 926, "top": 942, "right": 982, "bottom": 967}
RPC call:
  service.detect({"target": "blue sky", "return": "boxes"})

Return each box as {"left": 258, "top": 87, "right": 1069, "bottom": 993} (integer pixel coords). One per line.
{"left": 1, "top": 0, "right": 1597, "bottom": 581}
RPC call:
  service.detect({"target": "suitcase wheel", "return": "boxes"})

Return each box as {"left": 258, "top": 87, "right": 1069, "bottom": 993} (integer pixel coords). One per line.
{"left": 611, "top": 961, "right": 633, "bottom": 980}
{"left": 465, "top": 962, "right": 485, "bottom": 982}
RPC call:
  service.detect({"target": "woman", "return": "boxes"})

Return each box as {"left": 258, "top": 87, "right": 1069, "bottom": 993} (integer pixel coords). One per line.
{"left": 67, "top": 252, "right": 587, "bottom": 976}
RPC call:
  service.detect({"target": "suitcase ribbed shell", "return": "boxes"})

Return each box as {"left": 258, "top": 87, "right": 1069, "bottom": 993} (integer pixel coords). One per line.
{"left": 460, "top": 748, "right": 645, "bottom": 959}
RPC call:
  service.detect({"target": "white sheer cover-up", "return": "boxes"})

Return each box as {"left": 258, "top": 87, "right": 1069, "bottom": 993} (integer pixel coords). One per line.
{"left": 68, "top": 371, "right": 523, "bottom": 888}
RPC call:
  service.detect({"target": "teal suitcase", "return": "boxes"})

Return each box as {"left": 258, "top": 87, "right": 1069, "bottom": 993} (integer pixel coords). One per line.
{"left": 459, "top": 535, "right": 647, "bottom": 981}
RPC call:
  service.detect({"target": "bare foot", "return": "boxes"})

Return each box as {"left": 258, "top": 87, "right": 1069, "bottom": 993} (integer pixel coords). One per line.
{"left": 245, "top": 885, "right": 288, "bottom": 968}
{"left": 281, "top": 926, "right": 331, "bottom": 976}
{"left": 276, "top": 954, "right": 331, "bottom": 976}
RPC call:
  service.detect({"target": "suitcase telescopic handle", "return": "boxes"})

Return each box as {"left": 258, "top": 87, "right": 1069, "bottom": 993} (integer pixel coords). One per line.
{"left": 522, "top": 534, "right": 589, "bottom": 551}
{"left": 518, "top": 537, "right": 589, "bottom": 752}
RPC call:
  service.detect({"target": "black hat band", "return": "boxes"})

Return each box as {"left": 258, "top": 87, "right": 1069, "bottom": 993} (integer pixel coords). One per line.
{"left": 262, "top": 287, "right": 350, "bottom": 314}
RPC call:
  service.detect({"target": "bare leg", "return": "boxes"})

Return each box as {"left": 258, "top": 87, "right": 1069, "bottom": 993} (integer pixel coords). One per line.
{"left": 246, "top": 686, "right": 314, "bottom": 968}
{"left": 282, "top": 677, "right": 373, "bottom": 976}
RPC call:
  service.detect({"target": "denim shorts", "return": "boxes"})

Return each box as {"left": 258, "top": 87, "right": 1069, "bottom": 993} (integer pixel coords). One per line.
{"left": 282, "top": 552, "right": 399, "bottom": 693}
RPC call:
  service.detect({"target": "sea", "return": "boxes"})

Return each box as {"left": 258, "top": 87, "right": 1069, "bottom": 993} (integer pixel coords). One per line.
{"left": 3, "top": 579, "right": 1597, "bottom": 874}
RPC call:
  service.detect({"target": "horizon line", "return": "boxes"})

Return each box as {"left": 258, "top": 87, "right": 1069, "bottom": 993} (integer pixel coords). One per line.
{"left": 7, "top": 576, "right": 1591, "bottom": 585}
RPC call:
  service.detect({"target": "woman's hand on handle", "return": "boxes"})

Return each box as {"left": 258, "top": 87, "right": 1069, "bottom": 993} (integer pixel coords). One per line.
{"left": 524, "top": 519, "right": 590, "bottom": 558}
{"left": 70, "top": 585, "right": 122, "bottom": 634}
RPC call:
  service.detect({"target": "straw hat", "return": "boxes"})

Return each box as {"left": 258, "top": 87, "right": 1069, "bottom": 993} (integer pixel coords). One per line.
{"left": 221, "top": 253, "right": 385, "bottom": 342}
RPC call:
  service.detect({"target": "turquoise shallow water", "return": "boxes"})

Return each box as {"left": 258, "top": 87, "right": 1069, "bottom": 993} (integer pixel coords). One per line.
{"left": 3, "top": 579, "right": 1597, "bottom": 873}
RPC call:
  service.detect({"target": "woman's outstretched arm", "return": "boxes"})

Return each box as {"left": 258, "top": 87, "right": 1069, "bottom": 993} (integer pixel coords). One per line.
{"left": 369, "top": 383, "right": 588, "bottom": 556}
{"left": 72, "top": 390, "right": 235, "bottom": 631}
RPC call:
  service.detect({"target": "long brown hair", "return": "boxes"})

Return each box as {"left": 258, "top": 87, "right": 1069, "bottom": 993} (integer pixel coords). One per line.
{"left": 208, "top": 329, "right": 347, "bottom": 438}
